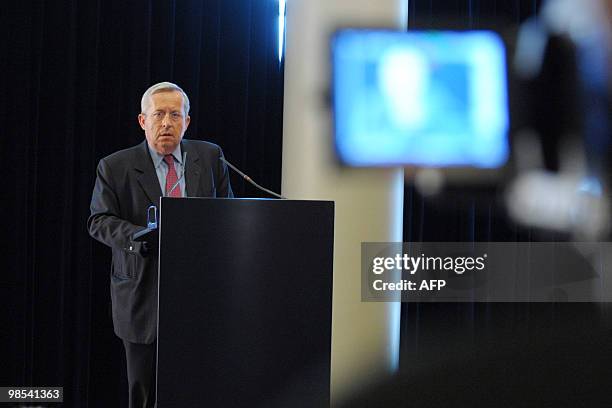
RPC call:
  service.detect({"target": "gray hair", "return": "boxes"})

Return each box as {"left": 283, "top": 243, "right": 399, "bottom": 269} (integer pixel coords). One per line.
{"left": 140, "top": 81, "right": 190, "bottom": 115}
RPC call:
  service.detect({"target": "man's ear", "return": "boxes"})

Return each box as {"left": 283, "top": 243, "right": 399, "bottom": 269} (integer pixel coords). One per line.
{"left": 138, "top": 114, "right": 146, "bottom": 130}
{"left": 185, "top": 115, "right": 191, "bottom": 129}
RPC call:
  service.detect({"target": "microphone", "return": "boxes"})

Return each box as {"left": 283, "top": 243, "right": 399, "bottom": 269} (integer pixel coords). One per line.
{"left": 219, "top": 156, "right": 286, "bottom": 199}
{"left": 166, "top": 151, "right": 187, "bottom": 197}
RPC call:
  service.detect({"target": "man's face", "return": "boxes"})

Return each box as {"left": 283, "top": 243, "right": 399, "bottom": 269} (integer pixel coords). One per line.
{"left": 138, "top": 91, "right": 191, "bottom": 155}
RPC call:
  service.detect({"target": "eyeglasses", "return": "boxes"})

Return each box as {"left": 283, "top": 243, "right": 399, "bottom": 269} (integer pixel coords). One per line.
{"left": 147, "top": 111, "right": 184, "bottom": 123}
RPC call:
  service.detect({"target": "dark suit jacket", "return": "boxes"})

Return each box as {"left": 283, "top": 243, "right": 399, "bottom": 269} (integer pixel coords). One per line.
{"left": 88, "top": 139, "right": 233, "bottom": 344}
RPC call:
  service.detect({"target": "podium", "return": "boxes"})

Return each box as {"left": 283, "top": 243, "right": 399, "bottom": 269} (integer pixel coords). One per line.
{"left": 155, "top": 197, "right": 334, "bottom": 407}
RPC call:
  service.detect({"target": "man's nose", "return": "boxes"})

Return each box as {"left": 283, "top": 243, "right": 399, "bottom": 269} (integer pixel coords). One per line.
{"left": 161, "top": 113, "right": 172, "bottom": 127}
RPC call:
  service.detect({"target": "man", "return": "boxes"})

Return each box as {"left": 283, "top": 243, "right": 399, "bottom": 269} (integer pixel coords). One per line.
{"left": 88, "top": 82, "right": 233, "bottom": 407}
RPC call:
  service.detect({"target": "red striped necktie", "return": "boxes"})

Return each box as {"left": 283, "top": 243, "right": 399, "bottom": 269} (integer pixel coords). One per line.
{"left": 164, "top": 154, "right": 181, "bottom": 197}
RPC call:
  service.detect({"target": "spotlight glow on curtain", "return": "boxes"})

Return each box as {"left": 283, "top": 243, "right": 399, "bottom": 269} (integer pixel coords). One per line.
{"left": 279, "top": 0, "right": 286, "bottom": 62}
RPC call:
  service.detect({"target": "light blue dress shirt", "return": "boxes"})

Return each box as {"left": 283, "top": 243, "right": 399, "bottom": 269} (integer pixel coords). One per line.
{"left": 147, "top": 144, "right": 186, "bottom": 197}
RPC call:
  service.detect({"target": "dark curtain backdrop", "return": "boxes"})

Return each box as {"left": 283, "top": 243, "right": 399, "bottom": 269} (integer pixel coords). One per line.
{"left": 1, "top": 1, "right": 283, "bottom": 406}
{"left": 408, "top": 0, "right": 542, "bottom": 28}
{"left": 401, "top": 0, "right": 612, "bottom": 376}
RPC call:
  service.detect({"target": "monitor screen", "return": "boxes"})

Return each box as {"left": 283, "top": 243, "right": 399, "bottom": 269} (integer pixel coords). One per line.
{"left": 332, "top": 29, "right": 510, "bottom": 168}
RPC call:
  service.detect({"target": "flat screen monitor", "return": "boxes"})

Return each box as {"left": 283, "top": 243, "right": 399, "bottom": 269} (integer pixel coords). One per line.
{"left": 332, "top": 29, "right": 510, "bottom": 169}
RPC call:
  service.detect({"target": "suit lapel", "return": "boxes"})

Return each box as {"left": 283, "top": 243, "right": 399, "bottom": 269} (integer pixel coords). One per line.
{"left": 134, "top": 141, "right": 163, "bottom": 204}
{"left": 182, "top": 140, "right": 201, "bottom": 197}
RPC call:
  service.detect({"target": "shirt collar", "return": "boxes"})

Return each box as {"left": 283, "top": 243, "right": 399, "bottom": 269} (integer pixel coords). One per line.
{"left": 147, "top": 143, "right": 183, "bottom": 169}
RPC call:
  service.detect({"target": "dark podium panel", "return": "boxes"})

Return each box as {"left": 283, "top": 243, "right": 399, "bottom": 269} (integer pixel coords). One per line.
{"left": 156, "top": 198, "right": 334, "bottom": 407}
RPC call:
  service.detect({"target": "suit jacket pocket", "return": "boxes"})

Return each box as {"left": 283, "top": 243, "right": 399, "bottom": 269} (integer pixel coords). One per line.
{"left": 111, "top": 253, "right": 133, "bottom": 280}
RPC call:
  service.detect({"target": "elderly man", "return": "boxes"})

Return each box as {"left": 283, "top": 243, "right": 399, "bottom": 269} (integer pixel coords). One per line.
{"left": 88, "top": 82, "right": 233, "bottom": 407}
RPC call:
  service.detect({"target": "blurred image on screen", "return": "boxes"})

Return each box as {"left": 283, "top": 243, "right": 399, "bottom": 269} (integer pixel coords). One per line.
{"left": 332, "top": 30, "right": 510, "bottom": 168}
